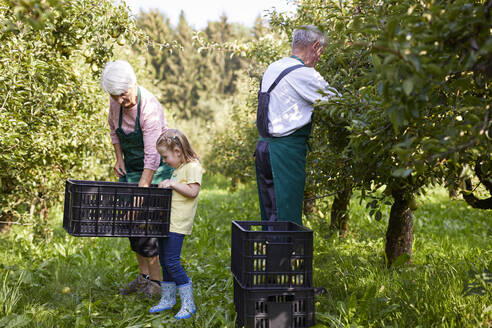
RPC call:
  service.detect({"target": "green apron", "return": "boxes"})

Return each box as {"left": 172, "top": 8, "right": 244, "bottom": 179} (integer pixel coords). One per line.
{"left": 258, "top": 123, "right": 312, "bottom": 226}
{"left": 116, "top": 87, "right": 173, "bottom": 184}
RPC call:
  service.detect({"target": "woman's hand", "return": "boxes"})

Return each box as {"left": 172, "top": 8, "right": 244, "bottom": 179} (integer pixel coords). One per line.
{"left": 158, "top": 179, "right": 173, "bottom": 189}
{"left": 114, "top": 158, "right": 127, "bottom": 177}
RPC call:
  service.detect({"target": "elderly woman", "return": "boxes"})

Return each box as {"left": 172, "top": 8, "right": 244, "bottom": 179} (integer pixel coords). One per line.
{"left": 100, "top": 60, "right": 173, "bottom": 298}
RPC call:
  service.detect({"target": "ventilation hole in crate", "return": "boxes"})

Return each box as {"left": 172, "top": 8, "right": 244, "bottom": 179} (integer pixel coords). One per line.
{"left": 292, "top": 274, "right": 304, "bottom": 286}
{"left": 253, "top": 242, "right": 267, "bottom": 256}
{"left": 266, "top": 274, "right": 286, "bottom": 286}
{"left": 253, "top": 258, "right": 266, "bottom": 272}
{"left": 293, "top": 300, "right": 299, "bottom": 312}
{"left": 299, "top": 299, "right": 305, "bottom": 312}
{"left": 253, "top": 274, "right": 266, "bottom": 286}
{"left": 291, "top": 258, "right": 305, "bottom": 271}
{"left": 255, "top": 300, "right": 267, "bottom": 314}
{"left": 255, "top": 318, "right": 268, "bottom": 328}
{"left": 294, "top": 316, "right": 305, "bottom": 327}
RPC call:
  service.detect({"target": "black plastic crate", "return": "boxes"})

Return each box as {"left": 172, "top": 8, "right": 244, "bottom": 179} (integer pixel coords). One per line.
{"left": 234, "top": 278, "right": 315, "bottom": 328}
{"left": 231, "top": 221, "right": 313, "bottom": 288}
{"left": 63, "top": 180, "right": 171, "bottom": 237}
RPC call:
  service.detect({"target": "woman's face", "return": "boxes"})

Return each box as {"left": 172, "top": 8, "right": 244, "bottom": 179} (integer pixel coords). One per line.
{"left": 110, "top": 85, "right": 138, "bottom": 109}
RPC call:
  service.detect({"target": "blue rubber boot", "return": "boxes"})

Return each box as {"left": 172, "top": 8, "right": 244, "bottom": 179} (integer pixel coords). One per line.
{"left": 174, "top": 280, "right": 196, "bottom": 320}
{"left": 149, "top": 281, "right": 176, "bottom": 313}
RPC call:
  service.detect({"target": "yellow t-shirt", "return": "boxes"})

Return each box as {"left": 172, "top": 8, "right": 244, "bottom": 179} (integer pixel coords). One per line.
{"left": 169, "top": 160, "right": 202, "bottom": 235}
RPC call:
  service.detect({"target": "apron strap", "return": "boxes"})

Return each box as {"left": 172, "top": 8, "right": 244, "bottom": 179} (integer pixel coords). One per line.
{"left": 257, "top": 64, "right": 304, "bottom": 139}
{"left": 267, "top": 64, "right": 304, "bottom": 93}
{"left": 134, "top": 87, "right": 141, "bottom": 133}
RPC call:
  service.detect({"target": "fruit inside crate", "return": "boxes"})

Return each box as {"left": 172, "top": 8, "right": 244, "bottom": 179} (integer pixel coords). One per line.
{"left": 231, "top": 221, "right": 313, "bottom": 288}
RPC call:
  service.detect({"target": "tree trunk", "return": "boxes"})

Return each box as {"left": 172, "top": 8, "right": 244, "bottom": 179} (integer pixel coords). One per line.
{"left": 329, "top": 188, "right": 352, "bottom": 237}
{"left": 0, "top": 177, "right": 14, "bottom": 233}
{"left": 385, "top": 191, "right": 414, "bottom": 267}
{"left": 448, "top": 185, "right": 459, "bottom": 199}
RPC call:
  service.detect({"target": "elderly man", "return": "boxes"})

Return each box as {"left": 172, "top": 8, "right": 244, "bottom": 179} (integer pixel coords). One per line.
{"left": 100, "top": 60, "right": 173, "bottom": 298}
{"left": 255, "top": 25, "right": 339, "bottom": 226}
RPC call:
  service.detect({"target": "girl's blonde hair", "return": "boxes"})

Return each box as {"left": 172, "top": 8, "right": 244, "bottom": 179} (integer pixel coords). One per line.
{"left": 156, "top": 129, "right": 199, "bottom": 164}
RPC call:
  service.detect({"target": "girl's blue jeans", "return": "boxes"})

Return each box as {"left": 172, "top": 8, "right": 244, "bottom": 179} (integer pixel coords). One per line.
{"left": 157, "top": 232, "right": 189, "bottom": 286}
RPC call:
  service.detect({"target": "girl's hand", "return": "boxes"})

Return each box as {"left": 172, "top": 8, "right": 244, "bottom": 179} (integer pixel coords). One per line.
{"left": 158, "top": 179, "right": 173, "bottom": 189}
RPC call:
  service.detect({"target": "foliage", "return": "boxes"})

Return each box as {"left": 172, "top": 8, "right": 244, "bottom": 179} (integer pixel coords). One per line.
{"left": 135, "top": 10, "right": 253, "bottom": 121}
{"left": 273, "top": 0, "right": 492, "bottom": 206}
{"left": 257, "top": 0, "right": 492, "bottom": 264}
{"left": 204, "top": 74, "right": 258, "bottom": 186}
{"left": 205, "top": 21, "right": 291, "bottom": 184}
{"left": 0, "top": 178, "right": 490, "bottom": 327}
{"left": 133, "top": 10, "right": 266, "bottom": 167}
{"left": 205, "top": 0, "right": 492, "bottom": 265}
{"left": 0, "top": 0, "right": 139, "bottom": 229}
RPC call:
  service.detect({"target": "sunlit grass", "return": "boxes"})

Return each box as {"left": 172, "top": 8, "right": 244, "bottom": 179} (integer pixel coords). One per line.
{"left": 0, "top": 176, "right": 490, "bottom": 327}
{"left": 310, "top": 185, "right": 491, "bottom": 327}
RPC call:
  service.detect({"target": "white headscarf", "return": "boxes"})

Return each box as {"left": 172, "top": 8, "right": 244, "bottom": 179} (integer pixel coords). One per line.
{"left": 100, "top": 60, "right": 137, "bottom": 95}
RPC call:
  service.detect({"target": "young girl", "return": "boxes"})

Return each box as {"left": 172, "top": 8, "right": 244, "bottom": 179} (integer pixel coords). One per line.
{"left": 149, "top": 129, "right": 202, "bottom": 320}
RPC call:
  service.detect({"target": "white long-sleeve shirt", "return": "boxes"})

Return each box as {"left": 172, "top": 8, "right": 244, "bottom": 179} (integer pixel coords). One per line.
{"left": 261, "top": 57, "right": 338, "bottom": 137}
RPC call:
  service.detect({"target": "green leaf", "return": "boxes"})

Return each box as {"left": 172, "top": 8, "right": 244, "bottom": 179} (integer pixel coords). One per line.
{"left": 391, "top": 253, "right": 410, "bottom": 267}
{"left": 402, "top": 78, "right": 414, "bottom": 96}
{"left": 375, "top": 210, "right": 382, "bottom": 221}
{"left": 408, "top": 55, "right": 421, "bottom": 72}
{"left": 392, "top": 168, "right": 413, "bottom": 178}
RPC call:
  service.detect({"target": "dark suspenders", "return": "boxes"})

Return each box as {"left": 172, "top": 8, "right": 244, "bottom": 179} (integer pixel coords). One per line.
{"left": 266, "top": 64, "right": 304, "bottom": 93}
{"left": 257, "top": 64, "right": 304, "bottom": 138}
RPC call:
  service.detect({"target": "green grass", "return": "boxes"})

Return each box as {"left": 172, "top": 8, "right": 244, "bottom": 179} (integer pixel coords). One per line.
{"left": 0, "top": 176, "right": 490, "bottom": 327}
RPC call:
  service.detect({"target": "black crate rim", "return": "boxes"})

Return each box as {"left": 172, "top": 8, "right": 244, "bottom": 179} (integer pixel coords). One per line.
{"left": 232, "top": 220, "right": 313, "bottom": 233}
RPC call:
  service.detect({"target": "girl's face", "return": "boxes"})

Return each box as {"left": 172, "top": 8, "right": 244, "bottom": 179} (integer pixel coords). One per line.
{"left": 160, "top": 147, "right": 183, "bottom": 169}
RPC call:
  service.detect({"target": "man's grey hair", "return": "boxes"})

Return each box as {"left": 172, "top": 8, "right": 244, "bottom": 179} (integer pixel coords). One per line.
{"left": 292, "top": 25, "right": 326, "bottom": 49}
{"left": 100, "top": 60, "right": 137, "bottom": 95}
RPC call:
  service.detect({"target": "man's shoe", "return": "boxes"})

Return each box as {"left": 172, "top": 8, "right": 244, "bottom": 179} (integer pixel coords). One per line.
{"left": 118, "top": 274, "right": 148, "bottom": 295}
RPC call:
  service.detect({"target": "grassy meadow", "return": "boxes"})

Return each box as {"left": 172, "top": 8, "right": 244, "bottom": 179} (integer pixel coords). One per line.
{"left": 0, "top": 175, "right": 490, "bottom": 327}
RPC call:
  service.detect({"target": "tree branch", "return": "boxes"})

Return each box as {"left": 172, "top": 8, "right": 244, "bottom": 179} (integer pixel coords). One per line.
{"left": 462, "top": 178, "right": 492, "bottom": 210}
{"left": 475, "top": 159, "right": 492, "bottom": 192}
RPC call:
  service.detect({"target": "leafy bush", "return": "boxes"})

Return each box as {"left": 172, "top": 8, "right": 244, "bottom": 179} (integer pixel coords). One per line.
{"left": 0, "top": 0, "right": 136, "bottom": 230}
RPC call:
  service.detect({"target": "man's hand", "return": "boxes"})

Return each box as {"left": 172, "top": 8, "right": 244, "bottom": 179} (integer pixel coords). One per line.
{"left": 158, "top": 179, "right": 173, "bottom": 189}
{"left": 114, "top": 159, "right": 126, "bottom": 177}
